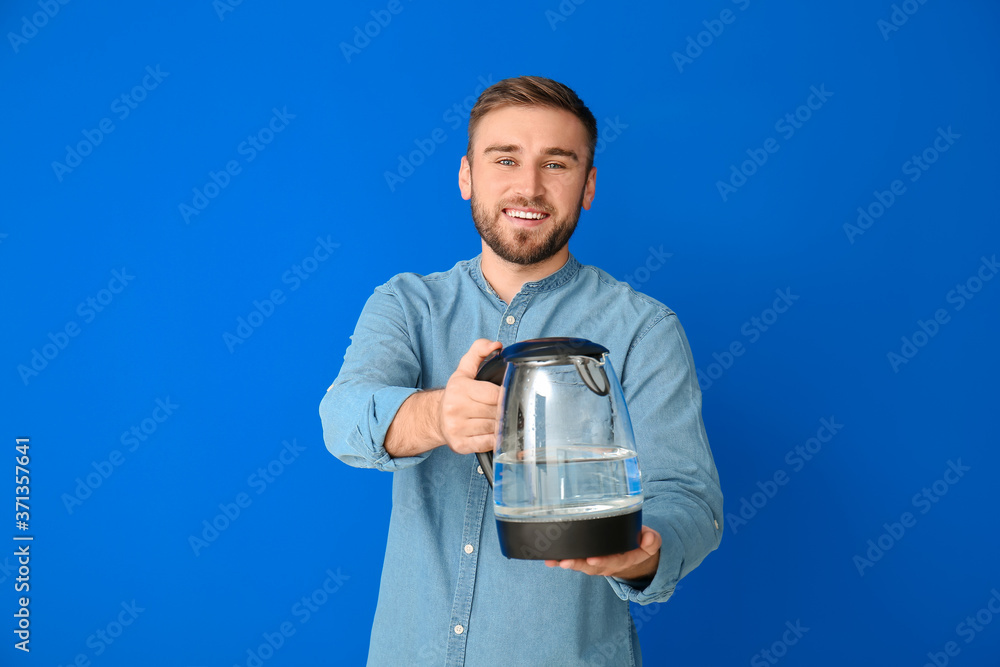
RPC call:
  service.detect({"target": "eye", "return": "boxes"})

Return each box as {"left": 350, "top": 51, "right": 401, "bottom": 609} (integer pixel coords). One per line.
{"left": 498, "top": 158, "right": 516, "bottom": 166}
{"left": 544, "top": 162, "right": 566, "bottom": 169}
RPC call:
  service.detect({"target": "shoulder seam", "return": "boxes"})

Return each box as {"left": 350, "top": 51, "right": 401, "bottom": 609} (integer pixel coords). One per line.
{"left": 627, "top": 309, "right": 676, "bottom": 356}
{"left": 381, "top": 259, "right": 474, "bottom": 288}
{"left": 580, "top": 265, "right": 677, "bottom": 316}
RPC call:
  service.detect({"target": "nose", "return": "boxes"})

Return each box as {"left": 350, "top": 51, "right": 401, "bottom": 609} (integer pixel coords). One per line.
{"left": 513, "top": 165, "right": 545, "bottom": 201}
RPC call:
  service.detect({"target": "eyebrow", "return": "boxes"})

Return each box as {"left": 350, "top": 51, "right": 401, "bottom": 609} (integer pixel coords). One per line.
{"left": 482, "top": 143, "right": 579, "bottom": 163}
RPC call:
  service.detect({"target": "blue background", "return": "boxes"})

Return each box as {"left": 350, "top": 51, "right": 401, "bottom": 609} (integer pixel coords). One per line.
{"left": 2, "top": 0, "right": 998, "bottom": 665}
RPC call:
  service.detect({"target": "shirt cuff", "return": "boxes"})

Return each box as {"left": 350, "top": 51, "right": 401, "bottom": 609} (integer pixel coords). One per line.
{"left": 605, "top": 571, "right": 676, "bottom": 605}
{"left": 604, "top": 514, "right": 680, "bottom": 605}
{"left": 350, "top": 386, "right": 429, "bottom": 471}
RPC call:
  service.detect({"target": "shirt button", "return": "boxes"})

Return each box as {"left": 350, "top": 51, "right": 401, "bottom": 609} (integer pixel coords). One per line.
{"left": 477, "top": 465, "right": 483, "bottom": 475}
{"left": 454, "top": 624, "right": 464, "bottom": 635}
{"left": 464, "top": 544, "right": 474, "bottom": 554}
{"left": 505, "top": 315, "right": 515, "bottom": 325}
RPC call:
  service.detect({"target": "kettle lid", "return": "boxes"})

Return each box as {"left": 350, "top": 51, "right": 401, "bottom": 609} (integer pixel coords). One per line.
{"left": 502, "top": 337, "right": 608, "bottom": 362}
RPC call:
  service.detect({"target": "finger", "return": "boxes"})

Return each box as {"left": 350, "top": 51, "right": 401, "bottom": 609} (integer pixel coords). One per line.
{"left": 566, "top": 559, "right": 613, "bottom": 576}
{"left": 586, "top": 553, "right": 630, "bottom": 569}
{"left": 450, "top": 418, "right": 497, "bottom": 438}
{"left": 584, "top": 529, "right": 658, "bottom": 565}
{"left": 439, "top": 388, "right": 498, "bottom": 422}
{"left": 461, "top": 379, "right": 502, "bottom": 406}
{"left": 639, "top": 527, "right": 662, "bottom": 556}
{"left": 452, "top": 433, "right": 497, "bottom": 455}
{"left": 455, "top": 339, "right": 503, "bottom": 378}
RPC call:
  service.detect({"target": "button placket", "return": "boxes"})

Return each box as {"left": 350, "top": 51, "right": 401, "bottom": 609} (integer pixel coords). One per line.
{"left": 443, "top": 464, "right": 490, "bottom": 665}
{"left": 497, "top": 294, "right": 530, "bottom": 345}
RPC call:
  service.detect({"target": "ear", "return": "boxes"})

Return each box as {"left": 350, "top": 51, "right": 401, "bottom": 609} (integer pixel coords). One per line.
{"left": 581, "top": 166, "right": 596, "bottom": 210}
{"left": 459, "top": 155, "right": 472, "bottom": 201}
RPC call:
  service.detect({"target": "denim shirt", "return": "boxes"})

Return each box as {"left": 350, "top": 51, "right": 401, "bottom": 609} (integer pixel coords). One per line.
{"left": 319, "top": 254, "right": 723, "bottom": 666}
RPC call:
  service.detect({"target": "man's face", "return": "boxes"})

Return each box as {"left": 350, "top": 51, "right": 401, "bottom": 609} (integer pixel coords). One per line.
{"left": 459, "top": 105, "right": 596, "bottom": 266}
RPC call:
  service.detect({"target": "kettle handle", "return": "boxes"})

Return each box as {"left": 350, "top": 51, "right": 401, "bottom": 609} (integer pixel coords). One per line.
{"left": 573, "top": 357, "right": 610, "bottom": 396}
{"left": 475, "top": 348, "right": 506, "bottom": 384}
{"left": 476, "top": 451, "right": 494, "bottom": 488}
{"left": 474, "top": 348, "right": 505, "bottom": 488}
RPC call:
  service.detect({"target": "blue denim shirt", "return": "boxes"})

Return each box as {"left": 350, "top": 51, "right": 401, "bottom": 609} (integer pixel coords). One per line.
{"left": 319, "top": 254, "right": 723, "bottom": 666}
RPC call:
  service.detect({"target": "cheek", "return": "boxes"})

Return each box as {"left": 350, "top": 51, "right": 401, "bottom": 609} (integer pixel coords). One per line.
{"left": 551, "top": 184, "right": 582, "bottom": 208}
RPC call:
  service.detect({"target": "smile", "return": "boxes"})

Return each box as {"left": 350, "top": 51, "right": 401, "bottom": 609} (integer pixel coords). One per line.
{"left": 503, "top": 208, "right": 550, "bottom": 221}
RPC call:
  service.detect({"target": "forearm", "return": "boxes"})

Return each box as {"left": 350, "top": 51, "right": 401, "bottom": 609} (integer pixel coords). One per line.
{"left": 384, "top": 389, "right": 444, "bottom": 458}
{"left": 604, "top": 313, "right": 723, "bottom": 604}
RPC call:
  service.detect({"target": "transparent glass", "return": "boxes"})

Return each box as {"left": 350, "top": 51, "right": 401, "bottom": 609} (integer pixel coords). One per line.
{"left": 492, "top": 356, "right": 643, "bottom": 521}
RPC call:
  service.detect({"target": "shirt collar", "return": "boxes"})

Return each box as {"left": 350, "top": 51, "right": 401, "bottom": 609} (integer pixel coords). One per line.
{"left": 470, "top": 253, "right": 581, "bottom": 300}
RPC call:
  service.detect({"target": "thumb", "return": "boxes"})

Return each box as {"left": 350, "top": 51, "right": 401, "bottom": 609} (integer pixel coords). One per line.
{"left": 455, "top": 339, "right": 503, "bottom": 378}
{"left": 640, "top": 527, "right": 662, "bottom": 556}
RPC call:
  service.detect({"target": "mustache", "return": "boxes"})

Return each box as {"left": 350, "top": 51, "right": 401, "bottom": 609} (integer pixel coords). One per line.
{"left": 499, "top": 199, "right": 553, "bottom": 214}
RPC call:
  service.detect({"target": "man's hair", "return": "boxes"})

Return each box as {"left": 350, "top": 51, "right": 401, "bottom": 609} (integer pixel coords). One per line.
{"left": 466, "top": 75, "right": 598, "bottom": 172}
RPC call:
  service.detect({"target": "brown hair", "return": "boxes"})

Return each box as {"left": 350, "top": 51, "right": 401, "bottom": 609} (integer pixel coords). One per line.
{"left": 466, "top": 75, "right": 598, "bottom": 172}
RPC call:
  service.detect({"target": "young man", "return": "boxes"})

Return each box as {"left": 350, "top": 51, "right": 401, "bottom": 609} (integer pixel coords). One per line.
{"left": 320, "top": 76, "right": 723, "bottom": 666}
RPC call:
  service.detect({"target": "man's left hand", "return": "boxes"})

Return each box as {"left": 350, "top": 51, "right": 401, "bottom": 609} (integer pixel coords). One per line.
{"left": 544, "top": 526, "right": 661, "bottom": 579}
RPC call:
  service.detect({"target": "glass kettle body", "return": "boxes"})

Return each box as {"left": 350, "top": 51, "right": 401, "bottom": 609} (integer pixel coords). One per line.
{"left": 475, "top": 338, "right": 643, "bottom": 560}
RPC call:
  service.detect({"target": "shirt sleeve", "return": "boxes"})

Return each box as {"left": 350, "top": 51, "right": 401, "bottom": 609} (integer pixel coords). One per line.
{"left": 604, "top": 311, "right": 724, "bottom": 605}
{"left": 318, "top": 282, "right": 429, "bottom": 471}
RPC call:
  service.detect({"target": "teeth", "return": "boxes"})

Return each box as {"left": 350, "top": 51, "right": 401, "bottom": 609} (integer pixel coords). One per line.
{"left": 506, "top": 209, "right": 547, "bottom": 220}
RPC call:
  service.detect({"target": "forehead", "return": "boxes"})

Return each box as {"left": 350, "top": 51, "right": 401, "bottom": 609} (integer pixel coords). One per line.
{"left": 472, "top": 105, "right": 589, "bottom": 154}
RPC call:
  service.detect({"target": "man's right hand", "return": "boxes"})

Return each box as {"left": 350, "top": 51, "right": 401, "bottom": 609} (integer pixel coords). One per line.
{"left": 438, "top": 339, "right": 503, "bottom": 455}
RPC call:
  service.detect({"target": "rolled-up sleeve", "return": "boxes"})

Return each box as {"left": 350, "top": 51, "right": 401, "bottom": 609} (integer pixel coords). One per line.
{"left": 319, "top": 283, "right": 429, "bottom": 471}
{"left": 605, "top": 312, "right": 724, "bottom": 605}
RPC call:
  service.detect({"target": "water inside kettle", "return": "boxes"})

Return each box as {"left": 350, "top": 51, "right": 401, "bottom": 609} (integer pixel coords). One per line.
{"left": 493, "top": 445, "right": 643, "bottom": 520}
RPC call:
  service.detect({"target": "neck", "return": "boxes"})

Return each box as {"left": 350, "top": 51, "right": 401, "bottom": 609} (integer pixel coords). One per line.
{"left": 480, "top": 244, "right": 569, "bottom": 304}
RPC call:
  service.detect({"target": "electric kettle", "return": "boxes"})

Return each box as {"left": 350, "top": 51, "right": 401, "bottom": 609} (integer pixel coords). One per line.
{"left": 475, "top": 337, "right": 643, "bottom": 560}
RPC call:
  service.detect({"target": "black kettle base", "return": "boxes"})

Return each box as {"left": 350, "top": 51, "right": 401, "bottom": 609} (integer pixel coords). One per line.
{"left": 496, "top": 509, "right": 642, "bottom": 561}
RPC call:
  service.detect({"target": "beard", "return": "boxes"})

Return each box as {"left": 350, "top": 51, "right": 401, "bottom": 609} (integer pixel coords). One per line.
{"left": 470, "top": 182, "right": 585, "bottom": 266}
